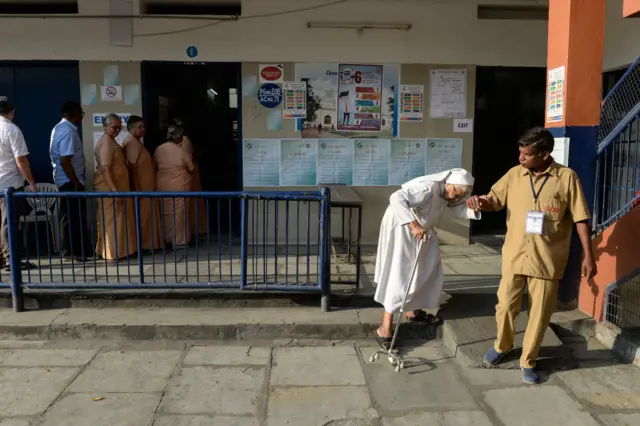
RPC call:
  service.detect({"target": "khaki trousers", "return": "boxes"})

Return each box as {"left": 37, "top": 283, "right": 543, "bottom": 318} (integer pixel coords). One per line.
{"left": 494, "top": 275, "right": 558, "bottom": 368}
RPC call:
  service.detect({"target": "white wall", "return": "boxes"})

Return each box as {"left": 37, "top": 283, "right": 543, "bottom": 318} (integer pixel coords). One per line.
{"left": 0, "top": 0, "right": 635, "bottom": 68}
{"left": 604, "top": 0, "right": 640, "bottom": 70}
{"left": 0, "top": 0, "right": 549, "bottom": 66}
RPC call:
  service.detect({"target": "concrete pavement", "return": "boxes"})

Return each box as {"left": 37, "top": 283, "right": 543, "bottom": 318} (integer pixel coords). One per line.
{"left": 0, "top": 337, "right": 637, "bottom": 426}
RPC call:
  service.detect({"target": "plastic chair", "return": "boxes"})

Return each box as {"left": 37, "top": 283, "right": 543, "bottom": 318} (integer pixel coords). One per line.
{"left": 19, "top": 183, "right": 60, "bottom": 254}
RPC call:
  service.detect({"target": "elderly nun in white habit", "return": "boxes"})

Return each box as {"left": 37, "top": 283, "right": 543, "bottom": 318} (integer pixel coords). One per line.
{"left": 374, "top": 168, "right": 480, "bottom": 349}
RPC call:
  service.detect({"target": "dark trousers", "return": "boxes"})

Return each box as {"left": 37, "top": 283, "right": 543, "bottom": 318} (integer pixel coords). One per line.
{"left": 58, "top": 183, "right": 88, "bottom": 257}
{"left": 0, "top": 187, "right": 24, "bottom": 264}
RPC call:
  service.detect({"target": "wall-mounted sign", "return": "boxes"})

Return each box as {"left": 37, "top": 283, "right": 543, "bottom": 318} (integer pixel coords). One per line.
{"left": 453, "top": 118, "right": 473, "bottom": 133}
{"left": 93, "top": 113, "right": 131, "bottom": 127}
{"left": 186, "top": 45, "right": 198, "bottom": 59}
{"left": 259, "top": 64, "right": 284, "bottom": 84}
{"left": 101, "top": 85, "right": 122, "bottom": 102}
{"left": 258, "top": 83, "right": 283, "bottom": 109}
{"left": 0, "top": 96, "right": 7, "bottom": 102}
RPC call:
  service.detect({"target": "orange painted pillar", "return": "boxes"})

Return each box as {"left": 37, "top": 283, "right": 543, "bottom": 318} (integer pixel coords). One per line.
{"left": 623, "top": 0, "right": 640, "bottom": 17}
{"left": 545, "top": 0, "right": 605, "bottom": 303}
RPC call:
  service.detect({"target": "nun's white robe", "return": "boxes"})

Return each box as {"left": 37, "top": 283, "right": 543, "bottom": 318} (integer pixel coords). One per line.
{"left": 374, "top": 177, "right": 480, "bottom": 314}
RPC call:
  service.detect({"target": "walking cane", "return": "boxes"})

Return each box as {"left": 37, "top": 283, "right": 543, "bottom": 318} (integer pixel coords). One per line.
{"left": 369, "top": 236, "right": 425, "bottom": 372}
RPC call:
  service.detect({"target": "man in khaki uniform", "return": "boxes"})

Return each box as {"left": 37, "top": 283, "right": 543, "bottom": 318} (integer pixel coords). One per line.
{"left": 467, "top": 127, "right": 597, "bottom": 384}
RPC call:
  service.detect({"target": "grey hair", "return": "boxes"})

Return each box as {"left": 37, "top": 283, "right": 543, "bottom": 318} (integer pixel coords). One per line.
{"left": 167, "top": 124, "right": 184, "bottom": 142}
{"left": 451, "top": 184, "right": 473, "bottom": 196}
{"left": 103, "top": 113, "right": 121, "bottom": 127}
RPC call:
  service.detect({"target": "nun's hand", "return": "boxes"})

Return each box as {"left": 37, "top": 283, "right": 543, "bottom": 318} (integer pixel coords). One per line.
{"left": 409, "top": 221, "right": 426, "bottom": 241}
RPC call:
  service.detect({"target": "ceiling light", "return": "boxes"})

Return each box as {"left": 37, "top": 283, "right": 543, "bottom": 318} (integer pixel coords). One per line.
{"left": 306, "top": 22, "right": 412, "bottom": 32}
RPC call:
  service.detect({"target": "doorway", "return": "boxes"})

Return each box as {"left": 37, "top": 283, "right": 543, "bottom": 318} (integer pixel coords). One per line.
{"left": 141, "top": 61, "right": 241, "bottom": 234}
{"left": 471, "top": 66, "right": 546, "bottom": 236}
{"left": 0, "top": 61, "right": 80, "bottom": 184}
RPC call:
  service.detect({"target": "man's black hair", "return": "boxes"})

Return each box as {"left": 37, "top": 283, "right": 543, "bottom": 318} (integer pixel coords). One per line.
{"left": 518, "top": 127, "right": 554, "bottom": 154}
{"left": 61, "top": 101, "right": 83, "bottom": 119}
{"left": 0, "top": 101, "right": 15, "bottom": 116}
{"left": 127, "top": 115, "right": 145, "bottom": 132}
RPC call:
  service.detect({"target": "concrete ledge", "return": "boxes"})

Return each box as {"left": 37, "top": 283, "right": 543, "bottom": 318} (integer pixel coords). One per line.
{"left": 0, "top": 307, "right": 441, "bottom": 342}
{"left": 595, "top": 322, "right": 640, "bottom": 367}
{"left": 442, "top": 314, "right": 567, "bottom": 369}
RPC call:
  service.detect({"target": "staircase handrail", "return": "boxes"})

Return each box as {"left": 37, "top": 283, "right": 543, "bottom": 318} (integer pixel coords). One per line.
{"left": 598, "top": 56, "right": 640, "bottom": 146}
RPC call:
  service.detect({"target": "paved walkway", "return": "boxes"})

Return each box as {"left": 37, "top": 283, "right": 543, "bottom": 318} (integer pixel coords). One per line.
{"left": 0, "top": 337, "right": 637, "bottom": 426}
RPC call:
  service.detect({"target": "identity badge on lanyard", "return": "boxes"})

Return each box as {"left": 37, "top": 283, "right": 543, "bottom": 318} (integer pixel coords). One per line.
{"left": 525, "top": 174, "right": 549, "bottom": 235}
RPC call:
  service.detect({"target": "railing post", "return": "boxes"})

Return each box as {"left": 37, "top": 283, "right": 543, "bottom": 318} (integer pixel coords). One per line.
{"left": 239, "top": 194, "right": 248, "bottom": 290}
{"left": 319, "top": 187, "right": 331, "bottom": 312}
{"left": 134, "top": 196, "right": 144, "bottom": 284}
{"left": 5, "top": 188, "right": 24, "bottom": 312}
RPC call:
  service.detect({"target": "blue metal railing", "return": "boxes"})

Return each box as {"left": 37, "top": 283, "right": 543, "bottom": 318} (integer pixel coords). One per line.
{"left": 3, "top": 188, "right": 332, "bottom": 312}
{"left": 604, "top": 267, "right": 640, "bottom": 331}
{"left": 593, "top": 109, "right": 640, "bottom": 234}
{"left": 598, "top": 57, "right": 640, "bottom": 147}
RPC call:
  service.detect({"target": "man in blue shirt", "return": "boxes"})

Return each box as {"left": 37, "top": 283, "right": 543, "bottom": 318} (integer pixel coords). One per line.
{"left": 50, "top": 101, "right": 89, "bottom": 261}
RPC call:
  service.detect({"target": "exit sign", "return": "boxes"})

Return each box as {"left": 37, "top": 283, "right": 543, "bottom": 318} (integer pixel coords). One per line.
{"left": 453, "top": 118, "right": 473, "bottom": 133}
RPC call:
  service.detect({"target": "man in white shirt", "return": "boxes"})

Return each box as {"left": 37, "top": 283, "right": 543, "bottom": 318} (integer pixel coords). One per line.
{"left": 0, "top": 102, "right": 37, "bottom": 271}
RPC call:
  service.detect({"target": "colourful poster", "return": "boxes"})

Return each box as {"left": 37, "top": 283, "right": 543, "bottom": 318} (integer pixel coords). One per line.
{"left": 399, "top": 85, "right": 424, "bottom": 122}
{"left": 242, "top": 139, "right": 281, "bottom": 186}
{"left": 337, "top": 64, "right": 383, "bottom": 132}
{"left": 547, "top": 66, "right": 565, "bottom": 123}
{"left": 425, "top": 138, "right": 463, "bottom": 175}
{"left": 280, "top": 139, "right": 317, "bottom": 186}
{"left": 316, "top": 139, "right": 354, "bottom": 185}
{"left": 295, "top": 63, "right": 398, "bottom": 139}
{"left": 283, "top": 81, "right": 307, "bottom": 119}
{"left": 353, "top": 139, "right": 390, "bottom": 186}
{"left": 388, "top": 139, "right": 426, "bottom": 185}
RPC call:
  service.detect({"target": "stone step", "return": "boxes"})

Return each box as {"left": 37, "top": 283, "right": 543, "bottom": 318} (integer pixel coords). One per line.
{"left": 439, "top": 292, "right": 570, "bottom": 369}
{"left": 0, "top": 307, "right": 441, "bottom": 342}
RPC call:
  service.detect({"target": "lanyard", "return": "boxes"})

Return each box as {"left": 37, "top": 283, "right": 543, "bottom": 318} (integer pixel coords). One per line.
{"left": 529, "top": 174, "right": 550, "bottom": 203}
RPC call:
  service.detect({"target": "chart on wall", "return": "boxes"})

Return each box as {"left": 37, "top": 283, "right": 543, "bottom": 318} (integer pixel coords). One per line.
{"left": 242, "top": 138, "right": 462, "bottom": 187}
{"left": 294, "top": 63, "right": 399, "bottom": 139}
{"left": 337, "top": 64, "right": 383, "bottom": 132}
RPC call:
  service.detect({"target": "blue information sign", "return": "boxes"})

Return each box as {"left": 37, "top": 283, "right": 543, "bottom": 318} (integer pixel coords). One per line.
{"left": 186, "top": 46, "right": 198, "bottom": 59}
{"left": 258, "top": 83, "right": 283, "bottom": 109}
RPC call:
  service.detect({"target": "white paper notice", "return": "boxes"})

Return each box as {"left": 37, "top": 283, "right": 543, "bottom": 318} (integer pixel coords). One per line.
{"left": 353, "top": 139, "right": 390, "bottom": 186}
{"left": 316, "top": 139, "right": 355, "bottom": 185}
{"left": 552, "top": 137, "right": 570, "bottom": 166}
{"left": 399, "top": 85, "right": 424, "bottom": 122}
{"left": 425, "top": 138, "right": 463, "bottom": 174}
{"left": 93, "top": 132, "right": 102, "bottom": 148}
{"left": 116, "top": 131, "right": 129, "bottom": 146}
{"left": 453, "top": 118, "right": 473, "bottom": 133}
{"left": 547, "top": 66, "right": 565, "bottom": 123}
{"left": 243, "top": 139, "right": 281, "bottom": 186}
{"left": 101, "top": 85, "right": 122, "bottom": 102}
{"left": 388, "top": 139, "right": 426, "bottom": 185}
{"left": 429, "top": 69, "right": 467, "bottom": 118}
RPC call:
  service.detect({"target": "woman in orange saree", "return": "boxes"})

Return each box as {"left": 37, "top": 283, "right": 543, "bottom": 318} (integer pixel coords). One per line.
{"left": 94, "top": 113, "right": 136, "bottom": 261}
{"left": 154, "top": 124, "right": 194, "bottom": 247}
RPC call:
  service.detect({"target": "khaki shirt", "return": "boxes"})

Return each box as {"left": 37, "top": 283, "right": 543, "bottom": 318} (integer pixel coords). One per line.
{"left": 485, "top": 162, "right": 590, "bottom": 280}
